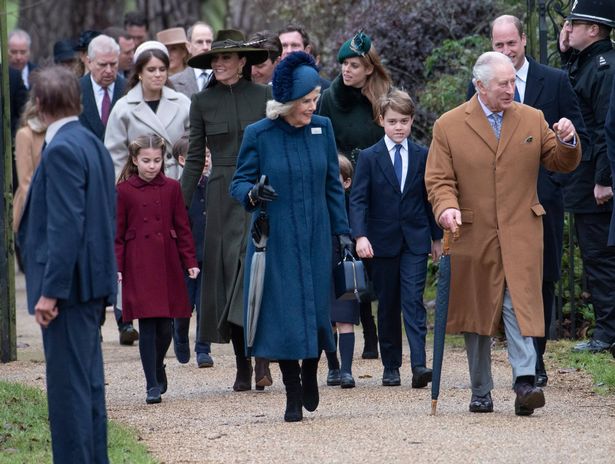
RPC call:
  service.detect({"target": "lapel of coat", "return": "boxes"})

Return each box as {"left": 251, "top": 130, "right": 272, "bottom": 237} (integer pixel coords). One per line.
{"left": 129, "top": 85, "right": 174, "bottom": 142}
{"left": 185, "top": 68, "right": 199, "bottom": 95}
{"left": 82, "top": 78, "right": 105, "bottom": 136}
{"left": 374, "top": 139, "right": 402, "bottom": 194}
{"left": 112, "top": 76, "right": 126, "bottom": 106}
{"left": 523, "top": 58, "right": 543, "bottom": 108}
{"left": 402, "top": 140, "right": 420, "bottom": 197}
{"left": 496, "top": 103, "right": 521, "bottom": 159}
{"left": 465, "top": 95, "right": 498, "bottom": 154}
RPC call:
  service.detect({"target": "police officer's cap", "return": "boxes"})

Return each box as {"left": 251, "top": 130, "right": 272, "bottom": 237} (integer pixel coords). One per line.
{"left": 567, "top": 0, "right": 615, "bottom": 29}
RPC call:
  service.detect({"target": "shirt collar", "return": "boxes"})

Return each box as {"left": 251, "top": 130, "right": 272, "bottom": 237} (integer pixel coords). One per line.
{"left": 45, "top": 116, "right": 79, "bottom": 144}
{"left": 90, "top": 75, "right": 115, "bottom": 94}
{"left": 477, "top": 95, "right": 503, "bottom": 118}
{"left": 384, "top": 135, "right": 408, "bottom": 152}
{"left": 516, "top": 57, "right": 529, "bottom": 83}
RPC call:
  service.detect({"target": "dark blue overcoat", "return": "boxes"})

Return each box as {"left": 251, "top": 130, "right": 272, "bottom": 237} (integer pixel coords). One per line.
{"left": 230, "top": 115, "right": 350, "bottom": 360}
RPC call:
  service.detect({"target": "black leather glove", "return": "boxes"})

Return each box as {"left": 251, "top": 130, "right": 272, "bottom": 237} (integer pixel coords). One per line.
{"left": 248, "top": 175, "right": 278, "bottom": 205}
{"left": 337, "top": 234, "right": 354, "bottom": 256}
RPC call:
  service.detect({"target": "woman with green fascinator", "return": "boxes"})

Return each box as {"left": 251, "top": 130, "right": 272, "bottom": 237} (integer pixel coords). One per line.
{"left": 319, "top": 31, "right": 392, "bottom": 383}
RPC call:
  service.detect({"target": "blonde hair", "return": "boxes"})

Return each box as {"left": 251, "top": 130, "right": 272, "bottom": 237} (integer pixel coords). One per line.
{"left": 117, "top": 134, "right": 166, "bottom": 183}
{"left": 338, "top": 154, "right": 353, "bottom": 181}
{"left": 266, "top": 99, "right": 294, "bottom": 120}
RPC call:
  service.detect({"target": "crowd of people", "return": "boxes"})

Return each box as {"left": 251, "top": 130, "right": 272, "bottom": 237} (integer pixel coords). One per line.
{"left": 6, "top": 0, "right": 615, "bottom": 461}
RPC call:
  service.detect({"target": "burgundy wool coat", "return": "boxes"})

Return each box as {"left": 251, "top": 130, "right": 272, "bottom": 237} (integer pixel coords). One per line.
{"left": 115, "top": 173, "right": 198, "bottom": 321}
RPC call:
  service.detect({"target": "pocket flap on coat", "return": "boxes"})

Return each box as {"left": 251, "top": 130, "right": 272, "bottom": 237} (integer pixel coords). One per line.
{"left": 170, "top": 229, "right": 178, "bottom": 239}
{"left": 531, "top": 204, "right": 546, "bottom": 216}
{"left": 460, "top": 208, "right": 474, "bottom": 223}
{"left": 124, "top": 229, "right": 136, "bottom": 240}
{"left": 207, "top": 122, "right": 229, "bottom": 135}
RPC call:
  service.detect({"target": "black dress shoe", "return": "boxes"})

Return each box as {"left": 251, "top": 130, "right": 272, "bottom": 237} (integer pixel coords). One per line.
{"left": 535, "top": 371, "right": 548, "bottom": 388}
{"left": 146, "top": 387, "right": 161, "bottom": 404}
{"left": 340, "top": 372, "right": 355, "bottom": 389}
{"left": 572, "top": 339, "right": 610, "bottom": 353}
{"left": 382, "top": 368, "right": 401, "bottom": 386}
{"left": 514, "top": 382, "right": 545, "bottom": 416}
{"left": 411, "top": 366, "right": 433, "bottom": 389}
{"left": 327, "top": 369, "right": 341, "bottom": 386}
{"left": 469, "top": 392, "right": 493, "bottom": 413}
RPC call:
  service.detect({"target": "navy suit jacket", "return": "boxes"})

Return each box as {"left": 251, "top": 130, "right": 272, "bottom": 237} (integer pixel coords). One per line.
{"left": 18, "top": 121, "right": 117, "bottom": 313}
{"left": 467, "top": 57, "right": 588, "bottom": 280}
{"left": 79, "top": 74, "right": 126, "bottom": 141}
{"left": 349, "top": 138, "right": 442, "bottom": 257}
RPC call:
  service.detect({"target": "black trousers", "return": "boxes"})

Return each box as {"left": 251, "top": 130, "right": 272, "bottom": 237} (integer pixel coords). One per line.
{"left": 574, "top": 212, "right": 615, "bottom": 343}
{"left": 533, "top": 280, "right": 555, "bottom": 372}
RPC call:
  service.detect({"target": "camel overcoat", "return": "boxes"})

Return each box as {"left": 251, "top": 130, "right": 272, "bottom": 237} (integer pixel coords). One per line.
{"left": 425, "top": 96, "right": 581, "bottom": 337}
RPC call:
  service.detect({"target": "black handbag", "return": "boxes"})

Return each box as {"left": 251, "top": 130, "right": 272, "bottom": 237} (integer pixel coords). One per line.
{"left": 334, "top": 249, "right": 367, "bottom": 301}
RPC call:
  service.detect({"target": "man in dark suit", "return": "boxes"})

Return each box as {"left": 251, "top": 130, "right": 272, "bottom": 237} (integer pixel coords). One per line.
{"left": 170, "top": 21, "right": 214, "bottom": 98}
{"left": 18, "top": 65, "right": 116, "bottom": 463}
{"left": 8, "top": 28, "right": 36, "bottom": 89}
{"left": 608, "top": 77, "right": 615, "bottom": 248}
{"left": 79, "top": 34, "right": 136, "bottom": 346}
{"left": 468, "top": 15, "right": 588, "bottom": 387}
{"left": 350, "top": 89, "right": 442, "bottom": 388}
{"left": 80, "top": 34, "right": 126, "bottom": 142}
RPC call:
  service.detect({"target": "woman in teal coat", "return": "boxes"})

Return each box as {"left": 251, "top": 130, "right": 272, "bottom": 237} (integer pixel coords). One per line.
{"left": 231, "top": 52, "right": 351, "bottom": 422}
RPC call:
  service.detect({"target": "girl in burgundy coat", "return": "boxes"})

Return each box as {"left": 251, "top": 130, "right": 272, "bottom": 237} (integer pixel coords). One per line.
{"left": 115, "top": 134, "right": 199, "bottom": 404}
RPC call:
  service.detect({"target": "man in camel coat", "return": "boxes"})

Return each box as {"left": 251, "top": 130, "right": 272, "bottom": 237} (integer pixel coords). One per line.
{"left": 425, "top": 52, "right": 581, "bottom": 416}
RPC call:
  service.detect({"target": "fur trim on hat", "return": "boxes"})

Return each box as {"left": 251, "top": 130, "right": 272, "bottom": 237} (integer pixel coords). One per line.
{"left": 272, "top": 51, "right": 318, "bottom": 103}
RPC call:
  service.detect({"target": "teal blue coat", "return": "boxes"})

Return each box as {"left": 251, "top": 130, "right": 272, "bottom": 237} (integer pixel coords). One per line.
{"left": 230, "top": 115, "right": 350, "bottom": 360}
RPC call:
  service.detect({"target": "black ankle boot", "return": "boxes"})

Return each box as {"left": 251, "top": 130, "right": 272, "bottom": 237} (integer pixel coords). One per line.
{"left": 279, "top": 360, "right": 303, "bottom": 422}
{"left": 233, "top": 356, "right": 252, "bottom": 391}
{"left": 301, "top": 358, "right": 319, "bottom": 412}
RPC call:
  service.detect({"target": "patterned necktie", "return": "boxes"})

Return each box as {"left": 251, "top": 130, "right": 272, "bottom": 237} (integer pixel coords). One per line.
{"left": 199, "top": 71, "right": 208, "bottom": 91}
{"left": 101, "top": 87, "right": 111, "bottom": 126}
{"left": 488, "top": 113, "right": 502, "bottom": 140}
{"left": 393, "top": 144, "right": 403, "bottom": 187}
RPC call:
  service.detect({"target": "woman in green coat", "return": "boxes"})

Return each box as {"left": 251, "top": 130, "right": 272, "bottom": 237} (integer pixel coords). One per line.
{"left": 180, "top": 30, "right": 272, "bottom": 391}
{"left": 319, "top": 31, "right": 392, "bottom": 370}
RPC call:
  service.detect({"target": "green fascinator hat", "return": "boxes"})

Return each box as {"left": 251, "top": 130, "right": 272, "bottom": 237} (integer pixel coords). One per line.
{"left": 337, "top": 31, "right": 372, "bottom": 63}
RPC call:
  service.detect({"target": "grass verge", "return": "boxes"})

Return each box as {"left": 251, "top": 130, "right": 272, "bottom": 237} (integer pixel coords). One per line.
{"left": 0, "top": 381, "right": 156, "bottom": 464}
{"left": 546, "top": 340, "right": 615, "bottom": 395}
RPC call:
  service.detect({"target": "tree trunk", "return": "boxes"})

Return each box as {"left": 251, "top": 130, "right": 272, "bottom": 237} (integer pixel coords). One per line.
{"left": 18, "top": 0, "right": 124, "bottom": 62}
{"left": 135, "top": 0, "right": 201, "bottom": 31}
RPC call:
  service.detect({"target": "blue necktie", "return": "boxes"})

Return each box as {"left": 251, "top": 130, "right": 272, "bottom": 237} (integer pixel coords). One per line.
{"left": 514, "top": 86, "right": 521, "bottom": 103}
{"left": 393, "top": 144, "right": 403, "bottom": 187}
{"left": 488, "top": 114, "right": 502, "bottom": 140}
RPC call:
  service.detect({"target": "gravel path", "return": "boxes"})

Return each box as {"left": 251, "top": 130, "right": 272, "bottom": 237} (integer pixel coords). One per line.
{"left": 2, "top": 272, "right": 614, "bottom": 463}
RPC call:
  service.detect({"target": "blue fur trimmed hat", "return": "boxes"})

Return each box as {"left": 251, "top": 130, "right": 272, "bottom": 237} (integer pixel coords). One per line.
{"left": 272, "top": 51, "right": 321, "bottom": 103}
{"left": 337, "top": 31, "right": 372, "bottom": 63}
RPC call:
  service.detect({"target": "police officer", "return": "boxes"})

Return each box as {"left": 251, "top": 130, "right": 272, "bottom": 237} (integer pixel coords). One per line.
{"left": 559, "top": 0, "right": 615, "bottom": 353}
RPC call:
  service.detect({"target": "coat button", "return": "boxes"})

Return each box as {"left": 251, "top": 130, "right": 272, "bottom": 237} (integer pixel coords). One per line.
{"left": 145, "top": 234, "right": 149, "bottom": 238}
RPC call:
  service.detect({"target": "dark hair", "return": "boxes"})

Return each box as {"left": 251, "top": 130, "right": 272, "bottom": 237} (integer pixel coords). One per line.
{"left": 127, "top": 48, "right": 171, "bottom": 90}
{"left": 118, "top": 134, "right": 166, "bottom": 183}
{"left": 172, "top": 133, "right": 189, "bottom": 162}
{"left": 124, "top": 11, "right": 148, "bottom": 29}
{"left": 278, "top": 24, "right": 310, "bottom": 48}
{"left": 32, "top": 65, "right": 81, "bottom": 118}
{"left": 103, "top": 26, "right": 132, "bottom": 42}
{"left": 597, "top": 24, "right": 612, "bottom": 39}
{"left": 249, "top": 30, "right": 282, "bottom": 62}
{"left": 378, "top": 88, "right": 416, "bottom": 118}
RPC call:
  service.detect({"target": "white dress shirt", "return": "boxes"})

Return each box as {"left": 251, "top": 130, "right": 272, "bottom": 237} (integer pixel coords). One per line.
{"left": 516, "top": 58, "right": 529, "bottom": 103}
{"left": 45, "top": 116, "right": 79, "bottom": 144}
{"left": 193, "top": 68, "right": 212, "bottom": 91}
{"left": 90, "top": 75, "right": 115, "bottom": 118}
{"left": 384, "top": 135, "right": 409, "bottom": 189}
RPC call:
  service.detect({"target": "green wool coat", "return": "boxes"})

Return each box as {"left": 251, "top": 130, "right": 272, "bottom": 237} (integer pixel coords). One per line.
{"left": 318, "top": 74, "right": 384, "bottom": 159}
{"left": 181, "top": 79, "right": 272, "bottom": 343}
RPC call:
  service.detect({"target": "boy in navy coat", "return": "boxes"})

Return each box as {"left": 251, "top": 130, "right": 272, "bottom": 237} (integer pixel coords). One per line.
{"left": 350, "top": 88, "right": 442, "bottom": 387}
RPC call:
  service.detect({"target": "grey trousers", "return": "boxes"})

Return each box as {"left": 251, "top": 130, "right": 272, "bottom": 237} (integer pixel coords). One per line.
{"left": 464, "top": 288, "right": 536, "bottom": 396}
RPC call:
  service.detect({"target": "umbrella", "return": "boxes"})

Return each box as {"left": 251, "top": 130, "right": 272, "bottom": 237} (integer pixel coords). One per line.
{"left": 431, "top": 229, "right": 458, "bottom": 415}
{"left": 246, "top": 178, "right": 270, "bottom": 349}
